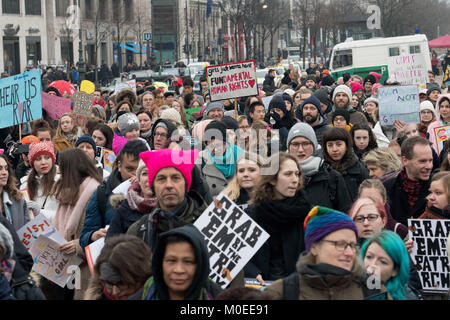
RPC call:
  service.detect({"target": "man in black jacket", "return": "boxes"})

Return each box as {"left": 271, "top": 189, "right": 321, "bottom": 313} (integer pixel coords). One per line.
{"left": 384, "top": 136, "right": 433, "bottom": 225}
{"left": 263, "top": 69, "right": 276, "bottom": 93}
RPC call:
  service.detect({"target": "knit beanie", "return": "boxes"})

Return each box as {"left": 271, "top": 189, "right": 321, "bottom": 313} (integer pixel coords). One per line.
{"left": 303, "top": 206, "right": 358, "bottom": 252}
{"left": 332, "top": 85, "right": 352, "bottom": 102}
{"left": 112, "top": 133, "right": 129, "bottom": 156}
{"left": 363, "top": 74, "right": 377, "bottom": 85}
{"left": 306, "top": 74, "right": 317, "bottom": 83}
{"left": 420, "top": 100, "right": 435, "bottom": 113}
{"left": 284, "top": 88, "right": 295, "bottom": 97}
{"left": 364, "top": 97, "right": 379, "bottom": 107}
{"left": 221, "top": 117, "right": 239, "bottom": 131}
{"left": 0, "top": 223, "right": 14, "bottom": 260}
{"left": 369, "top": 72, "right": 382, "bottom": 83}
{"left": 160, "top": 108, "right": 182, "bottom": 126}
{"left": 287, "top": 123, "right": 318, "bottom": 152}
{"left": 427, "top": 84, "right": 442, "bottom": 96}
{"left": 204, "top": 120, "right": 227, "bottom": 143}
{"left": 268, "top": 94, "right": 288, "bottom": 114}
{"left": 117, "top": 112, "right": 140, "bottom": 135}
{"left": 136, "top": 159, "right": 146, "bottom": 181}
{"left": 92, "top": 104, "right": 106, "bottom": 119}
{"left": 350, "top": 82, "right": 364, "bottom": 93}
{"left": 332, "top": 109, "right": 351, "bottom": 125}
{"left": 28, "top": 141, "right": 57, "bottom": 168}
{"left": 204, "top": 101, "right": 224, "bottom": 117}
{"left": 75, "top": 134, "right": 96, "bottom": 151}
{"left": 313, "top": 88, "right": 331, "bottom": 109}
{"left": 139, "top": 149, "right": 199, "bottom": 191}
{"left": 321, "top": 75, "right": 335, "bottom": 87}
{"left": 282, "top": 93, "right": 294, "bottom": 106}
{"left": 45, "top": 86, "right": 62, "bottom": 97}
{"left": 301, "top": 96, "right": 322, "bottom": 115}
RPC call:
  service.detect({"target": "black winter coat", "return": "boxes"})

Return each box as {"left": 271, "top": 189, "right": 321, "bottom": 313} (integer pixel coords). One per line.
{"left": 383, "top": 174, "right": 430, "bottom": 226}
{"left": 340, "top": 159, "right": 370, "bottom": 202}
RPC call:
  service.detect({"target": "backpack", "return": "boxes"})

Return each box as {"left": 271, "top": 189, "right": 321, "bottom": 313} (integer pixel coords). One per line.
{"left": 96, "top": 184, "right": 107, "bottom": 228}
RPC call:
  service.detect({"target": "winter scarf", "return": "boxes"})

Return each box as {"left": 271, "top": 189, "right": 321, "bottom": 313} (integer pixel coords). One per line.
{"left": 141, "top": 276, "right": 212, "bottom": 300}
{"left": 54, "top": 177, "right": 100, "bottom": 241}
{"left": 64, "top": 132, "right": 77, "bottom": 145}
{"left": 400, "top": 168, "right": 424, "bottom": 211}
{"left": 329, "top": 153, "right": 358, "bottom": 176}
{"left": 126, "top": 182, "right": 157, "bottom": 214}
{"left": 208, "top": 143, "right": 245, "bottom": 179}
{"left": 300, "top": 156, "right": 323, "bottom": 177}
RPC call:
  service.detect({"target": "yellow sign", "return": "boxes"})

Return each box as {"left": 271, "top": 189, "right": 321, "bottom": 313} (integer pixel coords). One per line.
{"left": 80, "top": 80, "right": 95, "bottom": 94}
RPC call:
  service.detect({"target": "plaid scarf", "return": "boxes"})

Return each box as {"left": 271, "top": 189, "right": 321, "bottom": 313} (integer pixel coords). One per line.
{"left": 126, "top": 182, "right": 157, "bottom": 213}
{"left": 400, "top": 168, "right": 424, "bottom": 211}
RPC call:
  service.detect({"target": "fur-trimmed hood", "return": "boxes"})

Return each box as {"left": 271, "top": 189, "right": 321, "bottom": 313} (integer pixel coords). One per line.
{"left": 109, "top": 194, "right": 126, "bottom": 210}
{"left": 116, "top": 88, "right": 137, "bottom": 107}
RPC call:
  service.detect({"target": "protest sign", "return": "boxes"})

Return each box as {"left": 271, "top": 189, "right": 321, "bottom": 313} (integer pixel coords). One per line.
{"left": 408, "top": 219, "right": 450, "bottom": 293}
{"left": 80, "top": 80, "right": 96, "bottom": 94}
{"left": 206, "top": 60, "right": 258, "bottom": 102}
{"left": 193, "top": 193, "right": 270, "bottom": 289}
{"left": 72, "top": 91, "right": 94, "bottom": 127}
{"left": 17, "top": 213, "right": 66, "bottom": 250}
{"left": 378, "top": 85, "right": 420, "bottom": 125}
{"left": 388, "top": 54, "right": 428, "bottom": 85}
{"left": 85, "top": 237, "right": 105, "bottom": 276}
{"left": 115, "top": 80, "right": 137, "bottom": 94}
{"left": 262, "top": 96, "right": 273, "bottom": 111}
{"left": 41, "top": 92, "right": 72, "bottom": 120}
{"left": 0, "top": 69, "right": 42, "bottom": 129}
{"left": 433, "top": 125, "right": 450, "bottom": 155}
{"left": 185, "top": 106, "right": 202, "bottom": 120}
{"left": 30, "top": 235, "right": 82, "bottom": 288}
{"left": 103, "top": 148, "right": 116, "bottom": 173}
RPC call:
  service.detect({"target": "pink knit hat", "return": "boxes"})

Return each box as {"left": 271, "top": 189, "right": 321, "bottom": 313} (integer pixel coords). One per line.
{"left": 28, "top": 141, "right": 56, "bottom": 167}
{"left": 112, "top": 133, "right": 129, "bottom": 156}
{"left": 139, "top": 149, "right": 199, "bottom": 191}
{"left": 350, "top": 82, "right": 363, "bottom": 93}
{"left": 369, "top": 72, "right": 382, "bottom": 83}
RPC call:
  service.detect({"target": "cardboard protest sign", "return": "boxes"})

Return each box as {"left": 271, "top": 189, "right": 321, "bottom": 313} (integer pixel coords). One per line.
{"left": 193, "top": 193, "right": 270, "bottom": 289}
{"left": 433, "top": 125, "right": 450, "bottom": 155}
{"left": 388, "top": 54, "right": 429, "bottom": 85}
{"left": 206, "top": 60, "right": 258, "bottom": 102}
{"left": 378, "top": 86, "right": 420, "bottom": 125}
{"left": 17, "top": 213, "right": 66, "bottom": 250}
{"left": 0, "top": 69, "right": 42, "bottom": 128}
{"left": 30, "top": 235, "right": 82, "bottom": 288}
{"left": 41, "top": 92, "right": 72, "bottom": 120}
{"left": 72, "top": 91, "right": 94, "bottom": 116}
{"left": 85, "top": 237, "right": 105, "bottom": 276}
{"left": 115, "top": 80, "right": 136, "bottom": 94}
{"left": 80, "top": 80, "right": 95, "bottom": 94}
{"left": 408, "top": 219, "right": 450, "bottom": 293}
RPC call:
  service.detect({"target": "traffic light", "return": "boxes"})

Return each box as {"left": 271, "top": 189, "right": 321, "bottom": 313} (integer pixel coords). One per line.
{"left": 205, "top": 46, "right": 211, "bottom": 55}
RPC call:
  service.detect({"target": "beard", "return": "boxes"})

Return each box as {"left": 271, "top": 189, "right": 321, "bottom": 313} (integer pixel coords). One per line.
{"left": 304, "top": 114, "right": 318, "bottom": 124}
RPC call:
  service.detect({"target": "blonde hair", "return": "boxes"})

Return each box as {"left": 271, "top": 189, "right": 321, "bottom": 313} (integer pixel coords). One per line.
{"left": 362, "top": 147, "right": 402, "bottom": 173}
{"left": 54, "top": 112, "right": 78, "bottom": 139}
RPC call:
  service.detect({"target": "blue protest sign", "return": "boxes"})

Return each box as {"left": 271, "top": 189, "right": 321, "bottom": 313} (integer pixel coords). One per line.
{"left": 0, "top": 69, "right": 42, "bottom": 129}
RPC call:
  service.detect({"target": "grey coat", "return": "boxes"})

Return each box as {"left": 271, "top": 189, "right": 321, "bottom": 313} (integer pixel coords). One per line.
{"left": 1, "top": 191, "right": 29, "bottom": 231}
{"left": 196, "top": 150, "right": 233, "bottom": 198}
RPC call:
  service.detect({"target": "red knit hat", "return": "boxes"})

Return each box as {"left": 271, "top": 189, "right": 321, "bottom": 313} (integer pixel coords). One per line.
{"left": 139, "top": 149, "right": 199, "bottom": 191}
{"left": 350, "top": 82, "right": 364, "bottom": 93}
{"left": 28, "top": 141, "right": 56, "bottom": 167}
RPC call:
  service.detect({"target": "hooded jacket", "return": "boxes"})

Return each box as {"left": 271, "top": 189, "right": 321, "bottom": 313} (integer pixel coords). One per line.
{"left": 115, "top": 88, "right": 137, "bottom": 109}
{"left": 148, "top": 118, "right": 178, "bottom": 150}
{"left": 427, "top": 94, "right": 450, "bottom": 154}
{"left": 138, "top": 225, "right": 222, "bottom": 300}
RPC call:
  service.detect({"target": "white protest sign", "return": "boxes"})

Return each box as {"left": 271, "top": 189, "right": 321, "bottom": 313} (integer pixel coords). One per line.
{"left": 30, "top": 235, "right": 82, "bottom": 288}
{"left": 408, "top": 219, "right": 450, "bottom": 293}
{"left": 378, "top": 85, "right": 420, "bottom": 125}
{"left": 193, "top": 193, "right": 270, "bottom": 289}
{"left": 206, "top": 60, "right": 258, "bottom": 102}
{"left": 115, "top": 79, "right": 137, "bottom": 94}
{"left": 262, "top": 96, "right": 273, "bottom": 111}
{"left": 17, "top": 214, "right": 66, "bottom": 250}
{"left": 388, "top": 54, "right": 428, "bottom": 85}
{"left": 85, "top": 237, "right": 105, "bottom": 276}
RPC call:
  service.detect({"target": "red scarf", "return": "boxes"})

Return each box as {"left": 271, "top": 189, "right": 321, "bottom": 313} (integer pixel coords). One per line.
{"left": 400, "top": 168, "right": 424, "bottom": 211}
{"left": 126, "top": 182, "right": 157, "bottom": 213}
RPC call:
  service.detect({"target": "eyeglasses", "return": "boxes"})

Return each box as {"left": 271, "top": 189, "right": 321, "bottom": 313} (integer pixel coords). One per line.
{"left": 290, "top": 141, "right": 312, "bottom": 149}
{"left": 100, "top": 280, "right": 130, "bottom": 292}
{"left": 321, "top": 240, "right": 359, "bottom": 252}
{"left": 154, "top": 133, "right": 168, "bottom": 139}
{"left": 353, "top": 214, "right": 380, "bottom": 223}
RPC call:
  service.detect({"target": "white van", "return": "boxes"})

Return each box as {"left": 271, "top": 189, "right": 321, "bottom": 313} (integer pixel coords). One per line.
{"left": 329, "top": 34, "right": 432, "bottom": 83}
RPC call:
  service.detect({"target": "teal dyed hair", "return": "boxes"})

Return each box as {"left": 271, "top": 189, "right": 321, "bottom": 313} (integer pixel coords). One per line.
{"left": 360, "top": 230, "right": 410, "bottom": 300}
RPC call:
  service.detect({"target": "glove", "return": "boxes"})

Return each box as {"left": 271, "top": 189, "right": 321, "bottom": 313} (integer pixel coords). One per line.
{"left": 26, "top": 200, "right": 41, "bottom": 216}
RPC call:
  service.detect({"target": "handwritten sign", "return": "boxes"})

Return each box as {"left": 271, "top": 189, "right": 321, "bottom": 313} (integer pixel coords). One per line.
{"left": 0, "top": 69, "right": 42, "bottom": 128}
{"left": 41, "top": 92, "right": 72, "bottom": 120}
{"left": 378, "top": 85, "right": 420, "bottom": 125}
{"left": 388, "top": 54, "right": 429, "bottom": 85}
{"left": 17, "top": 213, "right": 66, "bottom": 250}
{"left": 193, "top": 193, "right": 269, "bottom": 289}
{"left": 433, "top": 125, "right": 450, "bottom": 155}
{"left": 72, "top": 91, "right": 94, "bottom": 116}
{"left": 408, "top": 219, "right": 450, "bottom": 294}
{"left": 115, "top": 80, "right": 137, "bottom": 94}
{"left": 30, "top": 235, "right": 82, "bottom": 288}
{"left": 103, "top": 148, "right": 116, "bottom": 173}
{"left": 206, "top": 60, "right": 258, "bottom": 102}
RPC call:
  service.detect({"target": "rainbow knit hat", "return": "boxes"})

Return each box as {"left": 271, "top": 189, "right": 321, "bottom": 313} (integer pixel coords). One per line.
{"left": 303, "top": 206, "right": 358, "bottom": 251}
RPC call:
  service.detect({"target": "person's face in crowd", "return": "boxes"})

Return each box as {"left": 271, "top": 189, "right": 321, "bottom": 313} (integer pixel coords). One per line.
{"left": 48, "top": 91, "right": 57, "bottom": 96}
{"left": 353, "top": 202, "right": 386, "bottom": 239}
{"left": 271, "top": 159, "right": 300, "bottom": 200}
{"left": 311, "top": 229, "right": 357, "bottom": 272}
{"left": 125, "top": 128, "right": 140, "bottom": 140}
{"left": 118, "top": 153, "right": 140, "bottom": 180}
{"left": 334, "top": 93, "right": 349, "bottom": 108}
{"left": 37, "top": 130, "right": 52, "bottom": 142}
{"left": 165, "top": 95, "right": 174, "bottom": 106}
{"left": 285, "top": 100, "right": 292, "bottom": 112}
{"left": 172, "top": 101, "right": 181, "bottom": 112}
{"left": 272, "top": 107, "right": 285, "bottom": 119}
{"left": 138, "top": 113, "right": 152, "bottom": 133}
{"left": 439, "top": 99, "right": 450, "bottom": 121}
{"left": 366, "top": 164, "right": 385, "bottom": 179}
{"left": 402, "top": 144, "right": 433, "bottom": 181}
{"left": 92, "top": 130, "right": 107, "bottom": 147}
{"left": 428, "top": 72, "right": 435, "bottom": 83}
{"left": 102, "top": 92, "right": 109, "bottom": 100}
{"left": 326, "top": 140, "right": 347, "bottom": 162}
{"left": 419, "top": 93, "right": 427, "bottom": 103}
{"left": 351, "top": 95, "right": 360, "bottom": 108}
{"left": 355, "top": 89, "right": 364, "bottom": 99}
{"left": 250, "top": 105, "right": 265, "bottom": 121}
{"left": 365, "top": 102, "right": 378, "bottom": 115}
{"left": 238, "top": 118, "right": 250, "bottom": 140}
{"left": 153, "top": 127, "right": 169, "bottom": 150}
{"left": 429, "top": 90, "right": 441, "bottom": 103}
{"left": 427, "top": 179, "right": 448, "bottom": 210}
{"left": 208, "top": 108, "right": 224, "bottom": 121}
{"left": 200, "top": 81, "right": 208, "bottom": 92}
{"left": 333, "top": 116, "right": 348, "bottom": 129}
{"left": 118, "top": 103, "right": 132, "bottom": 113}
{"left": 0, "top": 157, "right": 8, "bottom": 191}
{"left": 60, "top": 115, "right": 74, "bottom": 134}
{"left": 101, "top": 279, "right": 140, "bottom": 300}
{"left": 364, "top": 81, "right": 373, "bottom": 93}
{"left": 289, "top": 137, "right": 314, "bottom": 162}
{"left": 77, "top": 142, "right": 95, "bottom": 160}
{"left": 315, "top": 70, "right": 321, "bottom": 78}
{"left": 34, "top": 154, "right": 53, "bottom": 176}
{"left": 183, "top": 85, "right": 193, "bottom": 94}
{"left": 354, "top": 129, "right": 370, "bottom": 151}
{"left": 299, "top": 93, "right": 312, "bottom": 106}
{"left": 364, "top": 242, "right": 397, "bottom": 283}
{"left": 420, "top": 109, "right": 434, "bottom": 123}
{"left": 236, "top": 159, "right": 261, "bottom": 191}
{"left": 142, "top": 93, "right": 154, "bottom": 110}
{"left": 163, "top": 241, "right": 197, "bottom": 299}
{"left": 294, "top": 94, "right": 303, "bottom": 106}
{"left": 138, "top": 167, "right": 154, "bottom": 199}
{"left": 302, "top": 104, "right": 319, "bottom": 125}
{"left": 108, "top": 99, "right": 116, "bottom": 111}
{"left": 154, "top": 167, "right": 186, "bottom": 211}
{"left": 404, "top": 124, "right": 419, "bottom": 138}
{"left": 270, "top": 71, "right": 276, "bottom": 78}
{"left": 306, "top": 80, "right": 316, "bottom": 89}
{"left": 191, "top": 101, "right": 201, "bottom": 109}
{"left": 93, "top": 91, "right": 101, "bottom": 102}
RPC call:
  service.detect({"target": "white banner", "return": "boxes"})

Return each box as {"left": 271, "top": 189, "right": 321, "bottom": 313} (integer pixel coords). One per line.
{"left": 388, "top": 54, "right": 428, "bottom": 85}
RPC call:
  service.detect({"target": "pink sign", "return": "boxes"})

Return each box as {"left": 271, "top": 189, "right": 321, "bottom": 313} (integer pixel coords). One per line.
{"left": 41, "top": 92, "right": 72, "bottom": 120}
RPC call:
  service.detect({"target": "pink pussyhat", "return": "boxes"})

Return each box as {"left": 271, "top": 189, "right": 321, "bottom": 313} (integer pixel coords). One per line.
{"left": 372, "top": 83, "right": 383, "bottom": 95}
{"left": 369, "top": 72, "right": 382, "bottom": 83}
{"left": 350, "top": 82, "right": 363, "bottom": 93}
{"left": 112, "top": 133, "right": 129, "bottom": 156}
{"left": 140, "top": 149, "right": 200, "bottom": 191}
